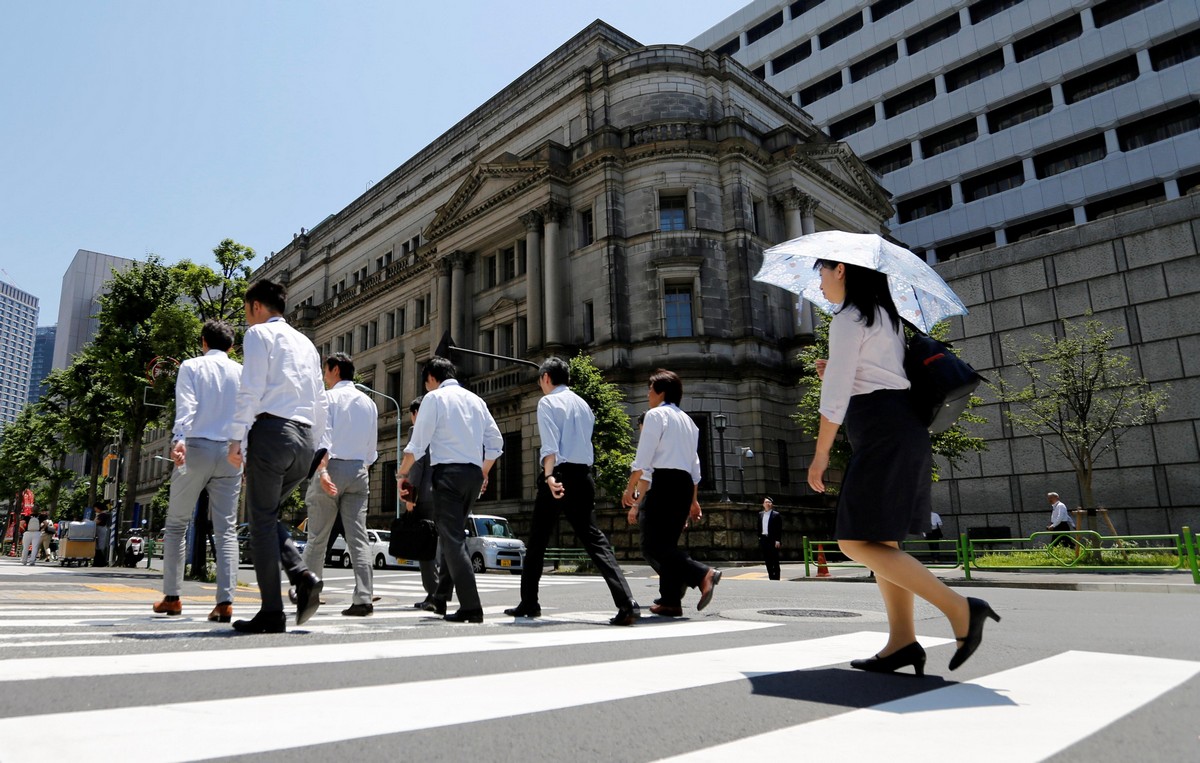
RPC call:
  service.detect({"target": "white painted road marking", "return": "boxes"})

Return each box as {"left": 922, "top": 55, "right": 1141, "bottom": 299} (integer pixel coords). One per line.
{"left": 659, "top": 650, "right": 1200, "bottom": 762}
{"left": 0, "top": 631, "right": 934, "bottom": 762}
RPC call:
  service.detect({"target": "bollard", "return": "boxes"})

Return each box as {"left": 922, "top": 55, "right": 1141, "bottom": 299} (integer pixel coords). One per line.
{"left": 816, "top": 544, "right": 831, "bottom": 578}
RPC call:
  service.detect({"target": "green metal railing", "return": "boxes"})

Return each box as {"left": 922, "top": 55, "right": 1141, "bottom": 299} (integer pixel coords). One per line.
{"left": 801, "top": 526, "right": 1199, "bottom": 584}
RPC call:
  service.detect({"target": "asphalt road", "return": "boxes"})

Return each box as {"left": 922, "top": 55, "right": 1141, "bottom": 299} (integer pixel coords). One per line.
{"left": 0, "top": 556, "right": 1196, "bottom": 762}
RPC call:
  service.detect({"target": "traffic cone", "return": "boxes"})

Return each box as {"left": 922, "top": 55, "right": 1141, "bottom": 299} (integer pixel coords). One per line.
{"left": 816, "top": 544, "right": 831, "bottom": 578}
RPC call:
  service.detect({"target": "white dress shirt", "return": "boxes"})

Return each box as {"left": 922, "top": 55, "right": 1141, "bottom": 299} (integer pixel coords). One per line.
{"left": 403, "top": 379, "right": 503, "bottom": 467}
{"left": 1050, "top": 501, "right": 1073, "bottom": 527}
{"left": 930, "top": 511, "right": 943, "bottom": 529}
{"left": 761, "top": 510, "right": 772, "bottom": 536}
{"left": 819, "top": 305, "right": 910, "bottom": 425}
{"left": 537, "top": 385, "right": 594, "bottom": 467}
{"left": 319, "top": 380, "right": 379, "bottom": 465}
{"left": 172, "top": 350, "right": 242, "bottom": 442}
{"left": 231, "top": 317, "right": 328, "bottom": 441}
{"left": 630, "top": 403, "right": 701, "bottom": 485}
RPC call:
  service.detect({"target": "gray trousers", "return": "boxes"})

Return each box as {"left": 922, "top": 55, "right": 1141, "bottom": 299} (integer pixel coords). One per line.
{"left": 303, "top": 459, "right": 372, "bottom": 604}
{"left": 245, "top": 416, "right": 314, "bottom": 614}
{"left": 162, "top": 438, "right": 242, "bottom": 603}
{"left": 431, "top": 464, "right": 483, "bottom": 611}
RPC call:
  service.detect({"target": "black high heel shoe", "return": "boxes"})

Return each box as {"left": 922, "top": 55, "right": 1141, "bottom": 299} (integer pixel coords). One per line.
{"left": 850, "top": 642, "right": 926, "bottom": 676}
{"left": 949, "top": 597, "right": 1000, "bottom": 671}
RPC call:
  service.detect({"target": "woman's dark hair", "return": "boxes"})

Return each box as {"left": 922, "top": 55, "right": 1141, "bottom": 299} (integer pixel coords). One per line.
{"left": 648, "top": 368, "right": 684, "bottom": 406}
{"left": 814, "top": 259, "right": 900, "bottom": 332}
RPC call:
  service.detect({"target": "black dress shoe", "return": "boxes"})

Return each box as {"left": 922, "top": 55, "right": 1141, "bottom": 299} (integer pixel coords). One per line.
{"left": 610, "top": 605, "right": 638, "bottom": 626}
{"left": 413, "top": 599, "right": 431, "bottom": 609}
{"left": 293, "top": 571, "right": 324, "bottom": 626}
{"left": 850, "top": 642, "right": 926, "bottom": 676}
{"left": 444, "top": 609, "right": 484, "bottom": 623}
{"left": 503, "top": 603, "right": 541, "bottom": 618}
{"left": 232, "top": 611, "right": 286, "bottom": 634}
{"left": 420, "top": 600, "right": 447, "bottom": 615}
{"left": 949, "top": 597, "right": 1000, "bottom": 671}
{"left": 288, "top": 587, "right": 326, "bottom": 606}
{"left": 342, "top": 603, "right": 374, "bottom": 617}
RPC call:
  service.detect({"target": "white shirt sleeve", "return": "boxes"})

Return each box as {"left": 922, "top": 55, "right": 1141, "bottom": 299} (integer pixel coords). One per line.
{"left": 819, "top": 311, "right": 865, "bottom": 425}
{"left": 171, "top": 363, "right": 197, "bottom": 442}
{"left": 231, "top": 328, "right": 268, "bottom": 441}
{"left": 630, "top": 410, "right": 664, "bottom": 476}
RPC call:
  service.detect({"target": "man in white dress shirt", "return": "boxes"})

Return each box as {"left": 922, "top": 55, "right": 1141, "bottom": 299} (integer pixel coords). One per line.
{"left": 504, "top": 357, "right": 639, "bottom": 625}
{"left": 397, "top": 357, "right": 502, "bottom": 624}
{"left": 153, "top": 320, "right": 243, "bottom": 622}
{"left": 1046, "top": 492, "right": 1075, "bottom": 547}
{"left": 302, "top": 352, "right": 378, "bottom": 616}
{"left": 227, "top": 280, "right": 328, "bottom": 634}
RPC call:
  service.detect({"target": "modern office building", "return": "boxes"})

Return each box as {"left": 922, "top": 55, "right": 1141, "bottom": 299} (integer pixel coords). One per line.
{"left": 51, "top": 249, "right": 135, "bottom": 370}
{"left": 691, "top": 0, "right": 1200, "bottom": 261}
{"left": 28, "top": 326, "right": 56, "bottom": 403}
{"left": 0, "top": 281, "right": 38, "bottom": 427}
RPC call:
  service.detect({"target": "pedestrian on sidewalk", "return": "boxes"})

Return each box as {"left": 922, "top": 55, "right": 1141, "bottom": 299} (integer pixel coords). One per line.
{"left": 505, "top": 357, "right": 639, "bottom": 626}
{"left": 154, "top": 320, "right": 243, "bottom": 623}
{"left": 302, "top": 352, "right": 378, "bottom": 617}
{"left": 20, "top": 512, "right": 40, "bottom": 566}
{"left": 807, "top": 259, "right": 997, "bottom": 675}
{"left": 396, "top": 357, "right": 503, "bottom": 624}
{"left": 622, "top": 369, "right": 720, "bottom": 617}
{"left": 228, "top": 279, "right": 329, "bottom": 634}
{"left": 1046, "top": 492, "right": 1076, "bottom": 548}
{"left": 759, "top": 497, "right": 783, "bottom": 580}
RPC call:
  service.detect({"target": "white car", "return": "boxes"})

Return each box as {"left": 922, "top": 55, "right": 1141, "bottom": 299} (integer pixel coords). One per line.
{"left": 329, "top": 529, "right": 419, "bottom": 570}
{"left": 466, "top": 514, "right": 526, "bottom": 574}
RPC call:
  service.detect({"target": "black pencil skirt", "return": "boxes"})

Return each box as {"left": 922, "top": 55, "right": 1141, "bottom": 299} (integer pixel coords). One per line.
{"left": 835, "top": 388, "right": 932, "bottom": 542}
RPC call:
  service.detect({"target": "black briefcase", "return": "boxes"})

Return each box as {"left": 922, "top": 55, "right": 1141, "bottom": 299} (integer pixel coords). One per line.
{"left": 389, "top": 511, "right": 438, "bottom": 561}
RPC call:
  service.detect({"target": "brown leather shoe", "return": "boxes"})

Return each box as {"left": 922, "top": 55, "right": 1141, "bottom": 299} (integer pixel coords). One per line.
{"left": 649, "top": 603, "right": 683, "bottom": 618}
{"left": 697, "top": 568, "right": 722, "bottom": 611}
{"left": 208, "top": 603, "right": 233, "bottom": 623}
{"left": 152, "top": 599, "right": 182, "bottom": 616}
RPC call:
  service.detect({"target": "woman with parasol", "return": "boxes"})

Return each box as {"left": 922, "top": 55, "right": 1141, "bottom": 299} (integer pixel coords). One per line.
{"left": 757, "top": 232, "right": 998, "bottom": 674}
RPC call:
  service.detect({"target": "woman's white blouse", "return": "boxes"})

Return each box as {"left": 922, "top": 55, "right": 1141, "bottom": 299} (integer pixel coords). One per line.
{"left": 819, "top": 305, "right": 910, "bottom": 425}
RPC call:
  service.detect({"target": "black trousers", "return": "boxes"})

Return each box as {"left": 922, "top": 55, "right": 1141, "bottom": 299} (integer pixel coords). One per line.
{"left": 244, "top": 416, "right": 313, "bottom": 614}
{"left": 759, "top": 537, "right": 781, "bottom": 580}
{"left": 430, "top": 463, "right": 483, "bottom": 611}
{"left": 1048, "top": 520, "right": 1074, "bottom": 548}
{"left": 639, "top": 469, "right": 708, "bottom": 607}
{"left": 520, "top": 464, "right": 634, "bottom": 609}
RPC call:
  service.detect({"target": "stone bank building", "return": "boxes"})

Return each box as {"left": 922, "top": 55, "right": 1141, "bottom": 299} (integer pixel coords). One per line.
{"left": 247, "top": 22, "right": 893, "bottom": 551}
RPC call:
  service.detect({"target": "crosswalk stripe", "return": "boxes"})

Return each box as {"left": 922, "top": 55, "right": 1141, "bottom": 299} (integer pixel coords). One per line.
{"left": 0, "top": 631, "right": 942, "bottom": 761}
{"left": 658, "top": 650, "right": 1200, "bottom": 762}
{"left": 0, "top": 618, "right": 776, "bottom": 683}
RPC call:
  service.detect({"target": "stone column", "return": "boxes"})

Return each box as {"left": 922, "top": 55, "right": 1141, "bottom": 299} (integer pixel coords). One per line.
{"left": 797, "top": 193, "right": 820, "bottom": 235}
{"left": 520, "top": 210, "right": 544, "bottom": 350}
{"left": 772, "top": 189, "right": 805, "bottom": 240}
{"left": 435, "top": 258, "right": 452, "bottom": 348}
{"left": 772, "top": 189, "right": 819, "bottom": 334}
{"left": 448, "top": 251, "right": 471, "bottom": 346}
{"left": 541, "top": 202, "right": 569, "bottom": 347}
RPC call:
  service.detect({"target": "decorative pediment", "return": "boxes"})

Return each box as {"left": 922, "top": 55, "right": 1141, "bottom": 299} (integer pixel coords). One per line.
{"left": 791, "top": 143, "right": 894, "bottom": 218}
{"left": 485, "top": 296, "right": 519, "bottom": 316}
{"left": 426, "top": 157, "right": 551, "bottom": 240}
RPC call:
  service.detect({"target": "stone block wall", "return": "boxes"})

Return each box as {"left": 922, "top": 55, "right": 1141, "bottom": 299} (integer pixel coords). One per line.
{"left": 932, "top": 193, "right": 1200, "bottom": 539}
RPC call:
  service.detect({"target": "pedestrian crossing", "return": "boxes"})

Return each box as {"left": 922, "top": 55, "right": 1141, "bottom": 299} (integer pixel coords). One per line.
{"left": 0, "top": 593, "right": 1195, "bottom": 762}
{"left": 320, "top": 568, "right": 590, "bottom": 599}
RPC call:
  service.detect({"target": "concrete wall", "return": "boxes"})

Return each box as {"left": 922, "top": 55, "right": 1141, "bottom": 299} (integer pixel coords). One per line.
{"left": 932, "top": 193, "right": 1200, "bottom": 539}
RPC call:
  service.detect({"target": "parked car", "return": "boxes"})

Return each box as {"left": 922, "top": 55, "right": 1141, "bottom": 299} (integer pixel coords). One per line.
{"left": 330, "top": 529, "right": 420, "bottom": 570}
{"left": 466, "top": 514, "right": 525, "bottom": 574}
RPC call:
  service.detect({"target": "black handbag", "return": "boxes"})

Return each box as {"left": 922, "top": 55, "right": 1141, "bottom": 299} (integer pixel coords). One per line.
{"left": 902, "top": 320, "right": 986, "bottom": 434}
{"left": 389, "top": 511, "right": 438, "bottom": 561}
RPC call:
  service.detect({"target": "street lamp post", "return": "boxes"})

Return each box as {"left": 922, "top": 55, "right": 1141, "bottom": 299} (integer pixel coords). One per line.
{"left": 713, "top": 413, "right": 730, "bottom": 502}
{"left": 738, "top": 446, "right": 755, "bottom": 499}
{"left": 356, "top": 384, "right": 402, "bottom": 518}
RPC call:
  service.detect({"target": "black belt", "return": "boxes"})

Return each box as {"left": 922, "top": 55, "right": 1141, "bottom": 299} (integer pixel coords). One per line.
{"left": 255, "top": 412, "right": 311, "bottom": 429}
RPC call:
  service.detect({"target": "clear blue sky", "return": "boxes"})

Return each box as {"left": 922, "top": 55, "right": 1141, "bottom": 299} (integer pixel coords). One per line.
{"left": 0, "top": 1, "right": 740, "bottom": 324}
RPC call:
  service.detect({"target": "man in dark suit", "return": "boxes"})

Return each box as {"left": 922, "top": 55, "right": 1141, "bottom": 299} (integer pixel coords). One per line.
{"left": 759, "top": 497, "right": 783, "bottom": 580}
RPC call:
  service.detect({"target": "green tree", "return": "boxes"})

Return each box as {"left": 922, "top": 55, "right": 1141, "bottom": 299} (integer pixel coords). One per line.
{"left": 92, "top": 256, "right": 198, "bottom": 533}
{"left": 41, "top": 348, "right": 121, "bottom": 511}
{"left": 0, "top": 406, "right": 47, "bottom": 514}
{"left": 993, "top": 314, "right": 1168, "bottom": 509}
{"left": 172, "top": 238, "right": 256, "bottom": 323}
{"left": 568, "top": 352, "right": 635, "bottom": 501}
{"left": 794, "top": 312, "right": 987, "bottom": 494}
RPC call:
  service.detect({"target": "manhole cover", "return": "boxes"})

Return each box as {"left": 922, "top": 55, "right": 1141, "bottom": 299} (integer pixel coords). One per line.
{"left": 758, "top": 608, "right": 861, "bottom": 618}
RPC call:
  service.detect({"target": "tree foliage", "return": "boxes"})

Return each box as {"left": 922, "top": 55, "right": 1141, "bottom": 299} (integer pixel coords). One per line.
{"left": 794, "top": 312, "right": 987, "bottom": 493}
{"left": 992, "top": 314, "right": 1169, "bottom": 508}
{"left": 568, "top": 352, "right": 634, "bottom": 501}
{"left": 172, "top": 238, "right": 256, "bottom": 323}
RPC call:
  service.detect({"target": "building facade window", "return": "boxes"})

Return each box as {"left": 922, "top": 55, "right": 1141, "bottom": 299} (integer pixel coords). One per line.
{"left": 819, "top": 14, "right": 864, "bottom": 50}
{"left": 1117, "top": 102, "right": 1200, "bottom": 150}
{"left": 849, "top": 45, "right": 898, "bottom": 82}
{"left": 579, "top": 208, "right": 594, "bottom": 246}
{"left": 905, "top": 15, "right": 960, "bottom": 55}
{"left": 746, "top": 11, "right": 784, "bottom": 45}
{"left": 865, "top": 143, "right": 913, "bottom": 175}
{"left": 799, "top": 71, "right": 843, "bottom": 105}
{"left": 830, "top": 107, "right": 877, "bottom": 139}
{"left": 883, "top": 80, "right": 936, "bottom": 117}
{"left": 986, "top": 89, "right": 1053, "bottom": 132}
{"left": 659, "top": 193, "right": 688, "bottom": 231}
{"left": 870, "top": 0, "right": 912, "bottom": 22}
{"left": 1150, "top": 29, "right": 1200, "bottom": 71}
{"left": 1006, "top": 209, "right": 1076, "bottom": 242}
{"left": 1013, "top": 15, "right": 1082, "bottom": 62}
{"left": 898, "top": 186, "right": 953, "bottom": 222}
{"left": 968, "top": 0, "right": 1024, "bottom": 25}
{"left": 1092, "top": 0, "right": 1163, "bottom": 29}
{"left": 945, "top": 49, "right": 1005, "bottom": 92}
{"left": 1063, "top": 57, "right": 1138, "bottom": 104}
{"left": 663, "top": 284, "right": 695, "bottom": 338}
{"left": 1034, "top": 135, "right": 1107, "bottom": 178}
{"left": 962, "top": 162, "right": 1025, "bottom": 201}
{"left": 582, "top": 300, "right": 595, "bottom": 345}
{"left": 771, "top": 40, "right": 812, "bottom": 74}
{"left": 790, "top": 0, "right": 826, "bottom": 18}
{"left": 920, "top": 119, "right": 978, "bottom": 157}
